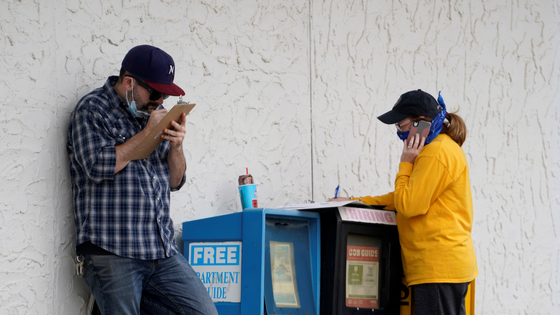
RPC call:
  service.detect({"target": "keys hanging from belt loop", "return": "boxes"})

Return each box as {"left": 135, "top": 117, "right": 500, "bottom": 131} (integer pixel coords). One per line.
{"left": 75, "top": 255, "right": 85, "bottom": 277}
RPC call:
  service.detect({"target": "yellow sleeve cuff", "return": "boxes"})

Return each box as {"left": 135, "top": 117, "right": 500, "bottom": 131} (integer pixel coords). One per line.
{"left": 398, "top": 162, "right": 414, "bottom": 174}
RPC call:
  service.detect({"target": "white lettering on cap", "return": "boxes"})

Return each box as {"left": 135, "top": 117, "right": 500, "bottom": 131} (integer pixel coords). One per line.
{"left": 169, "top": 65, "right": 174, "bottom": 75}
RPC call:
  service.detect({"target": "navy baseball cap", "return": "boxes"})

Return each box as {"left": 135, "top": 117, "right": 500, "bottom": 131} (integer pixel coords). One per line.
{"left": 377, "top": 89, "right": 442, "bottom": 124}
{"left": 122, "top": 45, "right": 185, "bottom": 96}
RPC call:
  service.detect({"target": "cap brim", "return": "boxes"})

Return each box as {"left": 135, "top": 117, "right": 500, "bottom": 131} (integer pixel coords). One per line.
{"left": 144, "top": 80, "right": 185, "bottom": 96}
{"left": 377, "top": 110, "right": 410, "bottom": 124}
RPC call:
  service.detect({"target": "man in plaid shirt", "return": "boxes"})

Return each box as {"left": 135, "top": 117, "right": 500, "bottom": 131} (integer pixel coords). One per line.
{"left": 67, "top": 45, "right": 217, "bottom": 315}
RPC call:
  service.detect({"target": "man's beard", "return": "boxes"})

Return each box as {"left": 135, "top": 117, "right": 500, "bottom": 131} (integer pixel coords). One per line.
{"left": 136, "top": 102, "right": 159, "bottom": 114}
{"left": 132, "top": 89, "right": 160, "bottom": 115}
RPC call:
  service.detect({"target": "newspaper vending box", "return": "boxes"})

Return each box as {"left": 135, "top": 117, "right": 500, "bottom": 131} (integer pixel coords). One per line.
{"left": 295, "top": 202, "right": 403, "bottom": 315}
{"left": 182, "top": 208, "right": 321, "bottom": 315}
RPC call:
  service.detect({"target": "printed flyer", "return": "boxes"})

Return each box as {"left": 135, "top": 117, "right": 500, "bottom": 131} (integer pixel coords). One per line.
{"left": 346, "top": 245, "right": 380, "bottom": 309}
{"left": 270, "top": 241, "right": 300, "bottom": 308}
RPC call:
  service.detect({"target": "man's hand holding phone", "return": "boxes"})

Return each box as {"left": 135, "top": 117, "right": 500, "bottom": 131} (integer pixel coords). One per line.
{"left": 401, "top": 120, "right": 430, "bottom": 164}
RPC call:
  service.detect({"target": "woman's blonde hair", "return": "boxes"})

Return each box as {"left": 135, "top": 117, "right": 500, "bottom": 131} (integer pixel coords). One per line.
{"left": 442, "top": 112, "right": 467, "bottom": 147}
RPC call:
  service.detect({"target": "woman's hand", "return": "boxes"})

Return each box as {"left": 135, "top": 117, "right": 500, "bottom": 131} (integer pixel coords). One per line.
{"left": 328, "top": 197, "right": 351, "bottom": 202}
{"left": 401, "top": 133, "right": 426, "bottom": 164}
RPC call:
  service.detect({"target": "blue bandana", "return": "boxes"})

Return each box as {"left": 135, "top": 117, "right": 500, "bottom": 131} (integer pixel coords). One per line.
{"left": 397, "top": 91, "right": 447, "bottom": 145}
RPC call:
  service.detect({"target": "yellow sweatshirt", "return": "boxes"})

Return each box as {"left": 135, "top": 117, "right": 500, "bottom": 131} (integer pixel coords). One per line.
{"left": 357, "top": 134, "right": 478, "bottom": 286}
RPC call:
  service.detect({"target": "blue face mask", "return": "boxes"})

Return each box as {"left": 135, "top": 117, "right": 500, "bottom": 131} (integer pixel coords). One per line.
{"left": 128, "top": 100, "right": 141, "bottom": 118}
{"left": 397, "top": 130, "right": 409, "bottom": 141}
{"left": 126, "top": 83, "right": 150, "bottom": 118}
{"left": 126, "top": 83, "right": 141, "bottom": 118}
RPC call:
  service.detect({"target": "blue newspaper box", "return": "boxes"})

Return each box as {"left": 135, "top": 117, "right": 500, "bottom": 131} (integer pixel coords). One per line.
{"left": 182, "top": 208, "right": 321, "bottom": 315}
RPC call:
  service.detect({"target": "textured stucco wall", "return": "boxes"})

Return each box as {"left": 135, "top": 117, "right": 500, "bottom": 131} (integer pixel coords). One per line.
{"left": 550, "top": 0, "right": 560, "bottom": 313}
{"left": 0, "top": 0, "right": 557, "bottom": 314}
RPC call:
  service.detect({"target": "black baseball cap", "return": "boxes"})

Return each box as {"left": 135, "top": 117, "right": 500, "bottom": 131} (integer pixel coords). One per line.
{"left": 122, "top": 45, "right": 185, "bottom": 96}
{"left": 377, "top": 89, "right": 442, "bottom": 124}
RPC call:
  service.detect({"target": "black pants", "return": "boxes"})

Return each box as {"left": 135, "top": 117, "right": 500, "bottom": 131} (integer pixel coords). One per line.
{"left": 412, "top": 282, "right": 470, "bottom": 315}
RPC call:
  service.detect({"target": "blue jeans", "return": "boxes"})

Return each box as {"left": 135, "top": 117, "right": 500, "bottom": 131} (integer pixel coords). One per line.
{"left": 82, "top": 254, "right": 218, "bottom": 315}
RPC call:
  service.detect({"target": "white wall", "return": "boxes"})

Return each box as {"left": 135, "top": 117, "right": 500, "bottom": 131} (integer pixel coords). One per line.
{"left": 0, "top": 0, "right": 556, "bottom": 314}
{"left": 550, "top": 0, "right": 560, "bottom": 313}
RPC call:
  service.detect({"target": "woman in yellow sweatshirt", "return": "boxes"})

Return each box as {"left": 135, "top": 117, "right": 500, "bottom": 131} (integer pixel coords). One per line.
{"left": 336, "top": 90, "right": 477, "bottom": 315}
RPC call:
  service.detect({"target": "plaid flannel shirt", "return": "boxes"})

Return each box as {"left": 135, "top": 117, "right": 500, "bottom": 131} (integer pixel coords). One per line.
{"left": 67, "top": 76, "right": 185, "bottom": 260}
